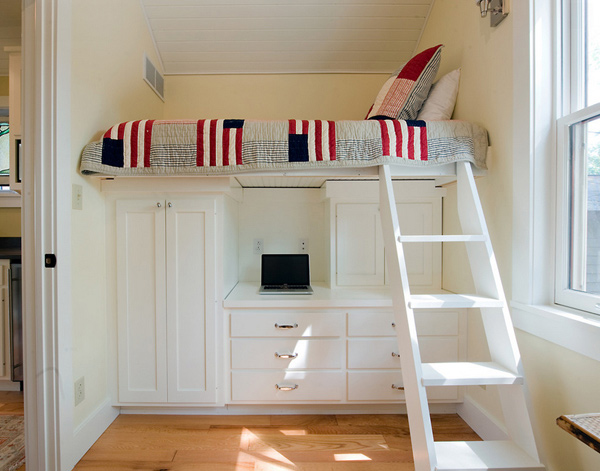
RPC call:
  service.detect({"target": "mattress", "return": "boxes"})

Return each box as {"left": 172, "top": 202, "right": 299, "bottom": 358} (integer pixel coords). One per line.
{"left": 80, "top": 119, "right": 488, "bottom": 176}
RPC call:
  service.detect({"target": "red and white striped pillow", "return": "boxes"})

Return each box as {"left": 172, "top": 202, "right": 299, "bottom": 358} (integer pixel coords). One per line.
{"left": 367, "top": 44, "right": 443, "bottom": 121}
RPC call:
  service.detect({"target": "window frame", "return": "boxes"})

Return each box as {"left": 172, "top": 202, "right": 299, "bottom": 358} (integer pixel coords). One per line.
{"left": 554, "top": 0, "right": 600, "bottom": 314}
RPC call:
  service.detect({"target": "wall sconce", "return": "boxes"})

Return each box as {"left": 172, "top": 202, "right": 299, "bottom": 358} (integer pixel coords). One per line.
{"left": 477, "top": 0, "right": 509, "bottom": 27}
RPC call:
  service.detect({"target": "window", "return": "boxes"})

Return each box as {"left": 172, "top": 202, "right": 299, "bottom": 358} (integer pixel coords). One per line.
{"left": 556, "top": 0, "right": 600, "bottom": 313}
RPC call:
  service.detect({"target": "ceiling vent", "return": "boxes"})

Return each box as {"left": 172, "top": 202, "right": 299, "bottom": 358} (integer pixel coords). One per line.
{"left": 143, "top": 54, "right": 165, "bottom": 101}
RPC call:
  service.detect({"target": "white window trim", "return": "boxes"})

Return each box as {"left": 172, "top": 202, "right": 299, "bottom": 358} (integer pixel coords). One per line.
{"left": 511, "top": 0, "right": 600, "bottom": 360}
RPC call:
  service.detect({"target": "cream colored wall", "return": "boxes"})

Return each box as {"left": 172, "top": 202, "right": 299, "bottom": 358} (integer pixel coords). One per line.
{"left": 0, "top": 77, "right": 8, "bottom": 96}
{"left": 164, "top": 74, "right": 387, "bottom": 120}
{"left": 71, "top": 0, "right": 164, "bottom": 427}
{"left": 0, "top": 208, "right": 20, "bottom": 236}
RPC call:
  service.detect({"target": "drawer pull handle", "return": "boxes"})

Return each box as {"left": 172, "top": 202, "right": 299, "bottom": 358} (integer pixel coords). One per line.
{"left": 391, "top": 384, "right": 405, "bottom": 391}
{"left": 391, "top": 322, "right": 396, "bottom": 327}
{"left": 275, "top": 352, "right": 298, "bottom": 359}
{"left": 276, "top": 383, "right": 298, "bottom": 391}
{"left": 274, "top": 323, "right": 298, "bottom": 329}
{"left": 391, "top": 352, "right": 400, "bottom": 358}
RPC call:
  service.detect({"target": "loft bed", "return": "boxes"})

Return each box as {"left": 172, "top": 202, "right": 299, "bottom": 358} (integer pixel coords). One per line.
{"left": 80, "top": 118, "right": 488, "bottom": 182}
{"left": 79, "top": 45, "right": 544, "bottom": 471}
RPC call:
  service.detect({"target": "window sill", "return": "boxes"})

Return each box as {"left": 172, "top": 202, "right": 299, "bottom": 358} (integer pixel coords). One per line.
{"left": 511, "top": 301, "right": 600, "bottom": 362}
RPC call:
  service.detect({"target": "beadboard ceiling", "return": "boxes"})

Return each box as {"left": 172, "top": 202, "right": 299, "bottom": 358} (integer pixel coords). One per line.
{"left": 0, "top": 0, "right": 21, "bottom": 76}
{"left": 141, "top": 0, "right": 434, "bottom": 75}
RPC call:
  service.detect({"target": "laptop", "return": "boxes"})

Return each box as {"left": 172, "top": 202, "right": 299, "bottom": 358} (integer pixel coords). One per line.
{"left": 259, "top": 254, "right": 314, "bottom": 294}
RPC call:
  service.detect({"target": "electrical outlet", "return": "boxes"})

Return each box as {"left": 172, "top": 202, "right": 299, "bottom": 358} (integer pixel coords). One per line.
{"left": 299, "top": 238, "right": 309, "bottom": 253}
{"left": 253, "top": 238, "right": 264, "bottom": 254}
{"left": 72, "top": 184, "right": 83, "bottom": 210}
{"left": 74, "top": 377, "right": 85, "bottom": 406}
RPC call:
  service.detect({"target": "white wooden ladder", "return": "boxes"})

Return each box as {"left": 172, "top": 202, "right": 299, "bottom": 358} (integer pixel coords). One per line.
{"left": 378, "top": 162, "right": 545, "bottom": 471}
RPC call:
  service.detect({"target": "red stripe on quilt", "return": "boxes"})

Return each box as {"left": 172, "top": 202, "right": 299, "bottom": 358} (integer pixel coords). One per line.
{"left": 103, "top": 127, "right": 112, "bottom": 139}
{"left": 222, "top": 128, "right": 230, "bottom": 166}
{"left": 379, "top": 120, "right": 390, "bottom": 156}
{"left": 328, "top": 121, "right": 336, "bottom": 160}
{"left": 408, "top": 125, "right": 415, "bottom": 160}
{"left": 210, "top": 120, "right": 217, "bottom": 166}
{"left": 315, "top": 120, "right": 323, "bottom": 161}
{"left": 196, "top": 120, "right": 205, "bottom": 167}
{"left": 420, "top": 126, "right": 428, "bottom": 160}
{"left": 302, "top": 120, "right": 309, "bottom": 135}
{"left": 289, "top": 120, "right": 296, "bottom": 134}
{"left": 117, "top": 122, "right": 127, "bottom": 140}
{"left": 144, "top": 120, "right": 154, "bottom": 167}
{"left": 130, "top": 121, "right": 140, "bottom": 168}
{"left": 392, "top": 120, "right": 402, "bottom": 157}
{"left": 236, "top": 128, "right": 243, "bottom": 165}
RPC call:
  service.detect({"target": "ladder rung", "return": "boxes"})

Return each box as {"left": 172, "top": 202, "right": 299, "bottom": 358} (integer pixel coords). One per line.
{"left": 434, "top": 441, "right": 544, "bottom": 470}
{"left": 398, "top": 235, "right": 487, "bottom": 243}
{"left": 421, "top": 362, "right": 523, "bottom": 386}
{"left": 408, "top": 294, "right": 504, "bottom": 309}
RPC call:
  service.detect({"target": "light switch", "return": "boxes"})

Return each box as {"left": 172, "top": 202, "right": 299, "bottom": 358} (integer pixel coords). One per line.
{"left": 72, "top": 184, "right": 83, "bottom": 210}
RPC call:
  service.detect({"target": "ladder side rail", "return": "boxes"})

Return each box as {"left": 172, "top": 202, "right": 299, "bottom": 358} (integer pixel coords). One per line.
{"left": 456, "top": 162, "right": 541, "bottom": 461}
{"left": 378, "top": 164, "right": 436, "bottom": 471}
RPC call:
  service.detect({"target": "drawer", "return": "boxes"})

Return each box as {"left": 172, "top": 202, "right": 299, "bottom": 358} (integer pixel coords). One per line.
{"left": 347, "top": 310, "right": 459, "bottom": 337}
{"left": 230, "top": 311, "right": 344, "bottom": 338}
{"left": 231, "top": 371, "right": 344, "bottom": 402}
{"left": 231, "top": 338, "right": 343, "bottom": 369}
{"left": 347, "top": 372, "right": 458, "bottom": 402}
{"left": 347, "top": 337, "right": 459, "bottom": 369}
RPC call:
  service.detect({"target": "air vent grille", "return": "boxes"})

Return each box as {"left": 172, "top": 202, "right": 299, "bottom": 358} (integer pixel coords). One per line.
{"left": 144, "top": 54, "right": 165, "bottom": 101}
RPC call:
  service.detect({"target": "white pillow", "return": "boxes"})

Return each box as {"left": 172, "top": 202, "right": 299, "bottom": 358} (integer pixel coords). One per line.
{"left": 417, "top": 68, "right": 461, "bottom": 121}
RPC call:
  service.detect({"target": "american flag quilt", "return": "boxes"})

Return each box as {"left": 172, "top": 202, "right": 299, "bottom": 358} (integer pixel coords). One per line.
{"left": 80, "top": 119, "right": 488, "bottom": 176}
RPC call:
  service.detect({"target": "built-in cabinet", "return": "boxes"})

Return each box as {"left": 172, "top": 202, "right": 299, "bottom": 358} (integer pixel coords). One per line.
{"left": 108, "top": 178, "right": 463, "bottom": 408}
{"left": 326, "top": 180, "right": 443, "bottom": 290}
{"left": 116, "top": 197, "right": 217, "bottom": 404}
{"left": 224, "top": 285, "right": 465, "bottom": 404}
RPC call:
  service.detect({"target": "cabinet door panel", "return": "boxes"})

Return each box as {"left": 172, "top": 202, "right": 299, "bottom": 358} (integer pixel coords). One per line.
{"left": 166, "top": 198, "right": 216, "bottom": 403}
{"left": 116, "top": 200, "right": 167, "bottom": 403}
{"left": 336, "top": 204, "right": 383, "bottom": 286}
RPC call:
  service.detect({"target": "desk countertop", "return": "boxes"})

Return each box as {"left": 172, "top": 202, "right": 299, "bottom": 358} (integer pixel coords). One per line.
{"left": 224, "top": 282, "right": 396, "bottom": 309}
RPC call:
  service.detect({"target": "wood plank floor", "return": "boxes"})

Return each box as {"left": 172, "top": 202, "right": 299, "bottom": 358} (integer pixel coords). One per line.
{"left": 0, "top": 390, "right": 25, "bottom": 471}
{"left": 74, "top": 413, "right": 480, "bottom": 470}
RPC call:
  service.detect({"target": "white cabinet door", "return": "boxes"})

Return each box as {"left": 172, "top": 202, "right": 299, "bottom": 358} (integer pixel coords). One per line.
{"left": 116, "top": 200, "right": 168, "bottom": 403}
{"left": 336, "top": 204, "right": 384, "bottom": 286}
{"left": 166, "top": 198, "right": 216, "bottom": 403}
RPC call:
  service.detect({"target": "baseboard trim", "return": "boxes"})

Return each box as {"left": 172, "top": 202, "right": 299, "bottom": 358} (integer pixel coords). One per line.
{"left": 118, "top": 402, "right": 458, "bottom": 416}
{"left": 0, "top": 380, "right": 21, "bottom": 391}
{"left": 65, "top": 399, "right": 119, "bottom": 469}
{"left": 457, "top": 394, "right": 508, "bottom": 440}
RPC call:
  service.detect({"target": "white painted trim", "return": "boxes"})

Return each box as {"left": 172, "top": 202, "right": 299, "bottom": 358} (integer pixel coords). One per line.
{"left": 22, "top": 0, "right": 76, "bottom": 469}
{"left": 0, "top": 380, "right": 21, "bottom": 391}
{"left": 68, "top": 399, "right": 119, "bottom": 469}
{"left": 118, "top": 403, "right": 459, "bottom": 416}
{"left": 512, "top": 301, "right": 600, "bottom": 362}
{"left": 457, "top": 394, "right": 509, "bottom": 441}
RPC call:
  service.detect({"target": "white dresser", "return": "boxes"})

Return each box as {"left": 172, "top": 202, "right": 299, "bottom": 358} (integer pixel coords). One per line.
{"left": 224, "top": 282, "right": 466, "bottom": 405}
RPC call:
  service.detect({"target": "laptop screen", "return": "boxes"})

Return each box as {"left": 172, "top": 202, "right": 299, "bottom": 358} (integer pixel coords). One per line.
{"left": 261, "top": 254, "right": 310, "bottom": 286}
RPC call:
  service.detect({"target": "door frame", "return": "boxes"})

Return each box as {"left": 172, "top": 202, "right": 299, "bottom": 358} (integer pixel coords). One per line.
{"left": 22, "top": 0, "right": 74, "bottom": 468}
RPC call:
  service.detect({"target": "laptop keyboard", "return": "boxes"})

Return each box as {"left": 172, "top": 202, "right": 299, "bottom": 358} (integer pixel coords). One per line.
{"left": 264, "top": 285, "right": 309, "bottom": 290}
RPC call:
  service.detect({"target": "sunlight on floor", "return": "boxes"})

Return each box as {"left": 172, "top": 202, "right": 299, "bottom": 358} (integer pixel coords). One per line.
{"left": 333, "top": 453, "right": 372, "bottom": 461}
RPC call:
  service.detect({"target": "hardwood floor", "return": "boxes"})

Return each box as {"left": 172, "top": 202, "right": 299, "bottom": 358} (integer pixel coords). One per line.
{"left": 0, "top": 390, "right": 24, "bottom": 416}
{"left": 75, "top": 413, "right": 480, "bottom": 470}
{"left": 0, "top": 390, "right": 25, "bottom": 471}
